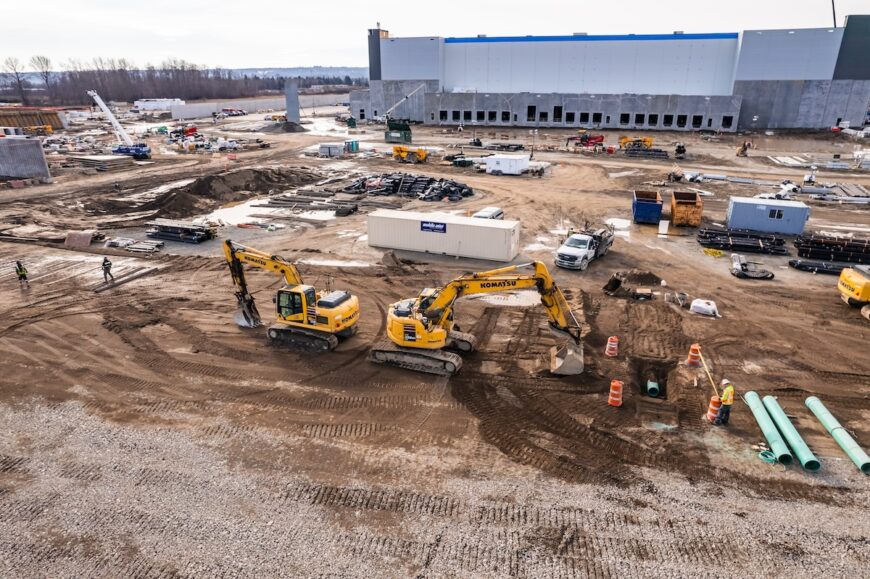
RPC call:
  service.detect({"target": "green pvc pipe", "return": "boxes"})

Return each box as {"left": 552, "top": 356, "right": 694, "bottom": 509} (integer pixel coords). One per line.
{"left": 805, "top": 396, "right": 870, "bottom": 474}
{"left": 744, "top": 392, "right": 793, "bottom": 465}
{"left": 646, "top": 380, "right": 660, "bottom": 397}
{"left": 762, "top": 395, "right": 821, "bottom": 471}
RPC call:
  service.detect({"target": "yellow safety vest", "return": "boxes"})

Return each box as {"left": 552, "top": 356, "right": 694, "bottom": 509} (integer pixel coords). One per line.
{"left": 721, "top": 385, "right": 734, "bottom": 406}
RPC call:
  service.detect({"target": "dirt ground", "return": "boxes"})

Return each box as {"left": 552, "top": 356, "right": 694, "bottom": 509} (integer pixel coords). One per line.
{"left": 1, "top": 114, "right": 869, "bottom": 577}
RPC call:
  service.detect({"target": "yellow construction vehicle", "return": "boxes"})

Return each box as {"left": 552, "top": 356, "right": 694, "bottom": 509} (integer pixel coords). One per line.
{"left": 619, "top": 136, "right": 653, "bottom": 150}
{"left": 392, "top": 145, "right": 428, "bottom": 163}
{"left": 23, "top": 125, "right": 53, "bottom": 136}
{"left": 838, "top": 267, "right": 870, "bottom": 322}
{"left": 369, "top": 262, "right": 584, "bottom": 376}
{"left": 223, "top": 240, "right": 361, "bottom": 351}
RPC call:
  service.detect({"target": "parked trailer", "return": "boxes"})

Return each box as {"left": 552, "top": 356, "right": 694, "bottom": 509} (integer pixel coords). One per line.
{"left": 485, "top": 154, "right": 530, "bottom": 176}
{"left": 726, "top": 197, "right": 810, "bottom": 236}
{"left": 632, "top": 190, "right": 663, "bottom": 224}
{"left": 671, "top": 191, "right": 703, "bottom": 227}
{"left": 367, "top": 209, "right": 519, "bottom": 262}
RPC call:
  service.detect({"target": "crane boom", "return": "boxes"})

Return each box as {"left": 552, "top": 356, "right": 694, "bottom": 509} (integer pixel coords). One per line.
{"left": 383, "top": 83, "right": 427, "bottom": 120}
{"left": 87, "top": 90, "right": 134, "bottom": 146}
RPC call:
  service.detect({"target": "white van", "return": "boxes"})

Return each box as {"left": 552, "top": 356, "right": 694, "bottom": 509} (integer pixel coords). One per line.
{"left": 471, "top": 206, "right": 505, "bottom": 220}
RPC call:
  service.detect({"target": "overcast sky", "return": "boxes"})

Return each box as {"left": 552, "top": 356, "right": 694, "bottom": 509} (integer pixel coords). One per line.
{"left": 2, "top": 0, "right": 868, "bottom": 70}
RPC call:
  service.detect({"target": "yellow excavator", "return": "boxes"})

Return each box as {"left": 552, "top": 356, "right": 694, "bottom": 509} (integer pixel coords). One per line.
{"left": 223, "top": 240, "right": 361, "bottom": 351}
{"left": 837, "top": 265, "right": 870, "bottom": 321}
{"left": 369, "top": 262, "right": 584, "bottom": 376}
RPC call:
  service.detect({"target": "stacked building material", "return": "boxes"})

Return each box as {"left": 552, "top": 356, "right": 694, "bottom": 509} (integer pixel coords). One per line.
{"left": 342, "top": 173, "right": 473, "bottom": 202}
{"left": 75, "top": 155, "right": 136, "bottom": 171}
{"left": 793, "top": 234, "right": 870, "bottom": 264}
{"left": 788, "top": 259, "right": 846, "bottom": 275}
{"left": 624, "top": 148, "right": 669, "bottom": 159}
{"left": 145, "top": 219, "right": 216, "bottom": 244}
{"left": 697, "top": 228, "right": 788, "bottom": 255}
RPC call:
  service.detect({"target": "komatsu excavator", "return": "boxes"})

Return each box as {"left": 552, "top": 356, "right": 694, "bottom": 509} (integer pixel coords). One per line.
{"left": 223, "top": 240, "right": 361, "bottom": 351}
{"left": 369, "top": 262, "right": 584, "bottom": 376}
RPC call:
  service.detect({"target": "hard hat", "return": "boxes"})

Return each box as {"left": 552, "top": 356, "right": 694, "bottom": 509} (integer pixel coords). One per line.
{"left": 720, "top": 379, "right": 732, "bottom": 386}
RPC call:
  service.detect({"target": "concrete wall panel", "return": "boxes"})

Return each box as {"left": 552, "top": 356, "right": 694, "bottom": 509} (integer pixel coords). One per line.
{"left": 0, "top": 139, "right": 51, "bottom": 180}
{"left": 440, "top": 36, "right": 739, "bottom": 95}
{"left": 422, "top": 91, "right": 741, "bottom": 132}
{"left": 380, "top": 37, "right": 442, "bottom": 82}
{"left": 735, "top": 28, "right": 843, "bottom": 81}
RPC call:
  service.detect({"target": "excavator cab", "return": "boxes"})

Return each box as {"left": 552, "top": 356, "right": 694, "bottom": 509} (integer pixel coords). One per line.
{"left": 276, "top": 285, "right": 318, "bottom": 325}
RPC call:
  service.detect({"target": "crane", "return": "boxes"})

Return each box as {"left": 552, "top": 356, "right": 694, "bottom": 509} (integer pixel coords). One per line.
{"left": 379, "top": 83, "right": 427, "bottom": 123}
{"left": 87, "top": 90, "right": 151, "bottom": 159}
{"left": 223, "top": 240, "right": 361, "bottom": 351}
{"left": 369, "top": 262, "right": 584, "bottom": 376}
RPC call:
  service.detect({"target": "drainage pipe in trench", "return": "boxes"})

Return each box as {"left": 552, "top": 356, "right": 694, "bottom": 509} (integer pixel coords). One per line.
{"left": 805, "top": 396, "right": 870, "bottom": 474}
{"left": 762, "top": 395, "right": 821, "bottom": 471}
{"left": 744, "top": 392, "right": 793, "bottom": 465}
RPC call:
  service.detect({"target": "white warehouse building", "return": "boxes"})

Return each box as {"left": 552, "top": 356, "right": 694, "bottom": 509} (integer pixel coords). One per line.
{"left": 351, "top": 15, "right": 870, "bottom": 132}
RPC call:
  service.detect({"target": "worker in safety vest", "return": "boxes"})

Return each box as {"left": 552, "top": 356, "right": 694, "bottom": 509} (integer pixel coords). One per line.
{"left": 15, "top": 261, "right": 29, "bottom": 287}
{"left": 715, "top": 379, "right": 735, "bottom": 426}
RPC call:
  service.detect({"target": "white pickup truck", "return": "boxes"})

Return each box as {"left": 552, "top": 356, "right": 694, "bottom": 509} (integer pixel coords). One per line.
{"left": 554, "top": 229, "right": 615, "bottom": 271}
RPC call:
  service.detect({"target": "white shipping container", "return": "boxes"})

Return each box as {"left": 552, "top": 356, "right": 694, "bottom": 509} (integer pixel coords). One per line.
{"left": 367, "top": 209, "right": 520, "bottom": 262}
{"left": 485, "top": 154, "right": 530, "bottom": 175}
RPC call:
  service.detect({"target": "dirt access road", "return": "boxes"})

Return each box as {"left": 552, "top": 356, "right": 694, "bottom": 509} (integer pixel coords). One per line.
{"left": 1, "top": 121, "right": 869, "bottom": 577}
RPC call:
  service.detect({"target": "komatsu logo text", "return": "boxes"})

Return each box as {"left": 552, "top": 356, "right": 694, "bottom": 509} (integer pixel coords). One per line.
{"left": 480, "top": 281, "right": 517, "bottom": 288}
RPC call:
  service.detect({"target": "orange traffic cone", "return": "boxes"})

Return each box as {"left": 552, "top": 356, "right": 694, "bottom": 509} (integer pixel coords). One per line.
{"left": 605, "top": 336, "right": 619, "bottom": 357}
{"left": 608, "top": 380, "right": 624, "bottom": 407}
{"left": 686, "top": 343, "right": 702, "bottom": 367}
{"left": 706, "top": 395, "right": 722, "bottom": 422}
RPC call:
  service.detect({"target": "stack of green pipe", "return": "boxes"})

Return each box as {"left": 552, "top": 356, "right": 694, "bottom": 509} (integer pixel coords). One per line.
{"left": 805, "top": 396, "right": 870, "bottom": 474}
{"left": 762, "top": 395, "right": 821, "bottom": 471}
{"left": 744, "top": 392, "right": 793, "bottom": 465}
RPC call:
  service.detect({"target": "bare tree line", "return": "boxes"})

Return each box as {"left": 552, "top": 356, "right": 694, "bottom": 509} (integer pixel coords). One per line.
{"left": 1, "top": 56, "right": 366, "bottom": 106}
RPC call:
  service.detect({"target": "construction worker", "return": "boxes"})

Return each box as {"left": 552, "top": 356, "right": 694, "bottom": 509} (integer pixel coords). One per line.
{"left": 715, "top": 379, "right": 735, "bottom": 426}
{"left": 102, "top": 257, "right": 114, "bottom": 283}
{"left": 15, "top": 261, "right": 29, "bottom": 287}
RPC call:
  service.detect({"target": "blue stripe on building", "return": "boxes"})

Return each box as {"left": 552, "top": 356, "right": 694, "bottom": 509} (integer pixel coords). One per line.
{"left": 444, "top": 33, "right": 738, "bottom": 44}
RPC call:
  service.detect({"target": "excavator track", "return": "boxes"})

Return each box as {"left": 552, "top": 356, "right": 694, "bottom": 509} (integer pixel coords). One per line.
{"left": 266, "top": 325, "right": 339, "bottom": 352}
{"left": 368, "top": 340, "right": 463, "bottom": 376}
{"left": 447, "top": 330, "right": 478, "bottom": 353}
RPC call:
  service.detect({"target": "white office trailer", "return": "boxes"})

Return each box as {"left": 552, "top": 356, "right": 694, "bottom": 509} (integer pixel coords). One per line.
{"left": 485, "top": 154, "right": 530, "bottom": 175}
{"left": 367, "top": 209, "right": 520, "bottom": 261}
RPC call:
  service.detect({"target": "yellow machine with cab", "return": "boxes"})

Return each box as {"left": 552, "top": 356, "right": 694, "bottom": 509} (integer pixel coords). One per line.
{"left": 838, "top": 266, "right": 870, "bottom": 321}
{"left": 223, "top": 240, "right": 360, "bottom": 351}
{"left": 392, "top": 145, "right": 428, "bottom": 163}
{"left": 369, "top": 261, "right": 584, "bottom": 376}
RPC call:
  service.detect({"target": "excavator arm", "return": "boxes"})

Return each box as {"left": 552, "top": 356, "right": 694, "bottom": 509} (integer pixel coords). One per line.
{"left": 375, "top": 261, "right": 584, "bottom": 375}
{"left": 419, "top": 262, "right": 582, "bottom": 343}
{"left": 223, "top": 239, "right": 305, "bottom": 328}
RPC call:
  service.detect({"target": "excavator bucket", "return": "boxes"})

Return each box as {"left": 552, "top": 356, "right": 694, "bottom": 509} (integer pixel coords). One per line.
{"left": 602, "top": 274, "right": 623, "bottom": 295}
{"left": 550, "top": 342, "right": 584, "bottom": 375}
{"left": 234, "top": 294, "right": 262, "bottom": 328}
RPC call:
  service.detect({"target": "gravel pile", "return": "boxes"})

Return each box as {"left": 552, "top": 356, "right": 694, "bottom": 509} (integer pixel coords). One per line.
{"left": 1, "top": 400, "right": 867, "bottom": 577}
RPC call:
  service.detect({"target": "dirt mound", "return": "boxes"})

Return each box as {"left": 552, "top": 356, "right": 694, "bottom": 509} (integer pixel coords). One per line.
{"left": 184, "top": 166, "right": 320, "bottom": 201}
{"left": 261, "top": 122, "right": 308, "bottom": 133}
